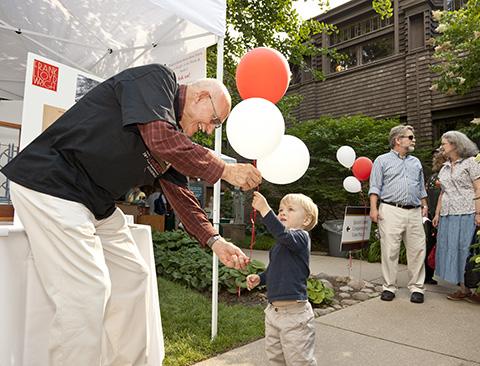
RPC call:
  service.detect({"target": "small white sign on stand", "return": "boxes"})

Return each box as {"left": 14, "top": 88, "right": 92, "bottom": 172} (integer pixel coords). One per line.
{"left": 340, "top": 206, "right": 372, "bottom": 252}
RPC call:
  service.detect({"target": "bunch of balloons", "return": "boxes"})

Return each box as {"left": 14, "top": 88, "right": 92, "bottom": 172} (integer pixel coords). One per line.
{"left": 226, "top": 47, "right": 310, "bottom": 185}
{"left": 336, "top": 146, "right": 373, "bottom": 193}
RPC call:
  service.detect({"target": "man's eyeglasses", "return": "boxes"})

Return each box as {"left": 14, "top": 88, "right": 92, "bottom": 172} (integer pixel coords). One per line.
{"left": 401, "top": 135, "right": 415, "bottom": 140}
{"left": 208, "top": 94, "right": 223, "bottom": 129}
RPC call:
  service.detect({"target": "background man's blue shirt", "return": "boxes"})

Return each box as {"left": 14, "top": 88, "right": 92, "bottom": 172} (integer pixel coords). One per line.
{"left": 368, "top": 150, "right": 427, "bottom": 205}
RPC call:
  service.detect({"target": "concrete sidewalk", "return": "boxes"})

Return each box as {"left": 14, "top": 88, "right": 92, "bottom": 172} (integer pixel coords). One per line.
{"left": 194, "top": 250, "right": 480, "bottom": 366}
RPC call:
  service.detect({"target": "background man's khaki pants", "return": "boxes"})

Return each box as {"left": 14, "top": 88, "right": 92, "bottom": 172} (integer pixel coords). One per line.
{"left": 378, "top": 203, "right": 426, "bottom": 294}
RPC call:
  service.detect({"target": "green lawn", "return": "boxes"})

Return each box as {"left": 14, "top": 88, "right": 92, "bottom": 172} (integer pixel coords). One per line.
{"left": 158, "top": 277, "right": 265, "bottom": 366}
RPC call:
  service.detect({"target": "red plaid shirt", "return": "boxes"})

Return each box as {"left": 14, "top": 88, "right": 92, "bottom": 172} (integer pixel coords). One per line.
{"left": 138, "top": 114, "right": 225, "bottom": 246}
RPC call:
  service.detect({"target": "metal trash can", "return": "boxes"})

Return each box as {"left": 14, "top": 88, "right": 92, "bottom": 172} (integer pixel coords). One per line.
{"left": 321, "top": 219, "right": 348, "bottom": 258}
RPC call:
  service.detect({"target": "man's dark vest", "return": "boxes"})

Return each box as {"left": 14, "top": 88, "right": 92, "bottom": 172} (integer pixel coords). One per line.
{"left": 2, "top": 64, "right": 183, "bottom": 219}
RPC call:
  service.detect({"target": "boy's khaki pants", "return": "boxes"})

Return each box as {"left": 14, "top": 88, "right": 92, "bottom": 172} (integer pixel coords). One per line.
{"left": 264, "top": 302, "right": 317, "bottom": 366}
{"left": 11, "top": 182, "right": 150, "bottom": 366}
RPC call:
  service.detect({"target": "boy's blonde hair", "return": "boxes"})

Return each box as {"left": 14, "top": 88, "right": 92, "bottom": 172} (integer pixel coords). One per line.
{"left": 280, "top": 193, "right": 318, "bottom": 231}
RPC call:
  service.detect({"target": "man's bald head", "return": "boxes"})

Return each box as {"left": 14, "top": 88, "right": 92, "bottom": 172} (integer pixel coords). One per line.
{"left": 188, "top": 78, "right": 231, "bottom": 121}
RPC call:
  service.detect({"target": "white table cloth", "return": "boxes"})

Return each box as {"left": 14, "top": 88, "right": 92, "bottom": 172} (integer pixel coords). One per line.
{"left": 0, "top": 223, "right": 164, "bottom": 366}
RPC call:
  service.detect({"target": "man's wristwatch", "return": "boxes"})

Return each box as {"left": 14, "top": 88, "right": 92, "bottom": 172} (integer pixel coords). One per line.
{"left": 206, "top": 234, "right": 221, "bottom": 248}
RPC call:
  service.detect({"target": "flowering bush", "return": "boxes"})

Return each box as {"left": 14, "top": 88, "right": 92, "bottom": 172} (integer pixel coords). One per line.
{"left": 430, "top": 0, "right": 480, "bottom": 94}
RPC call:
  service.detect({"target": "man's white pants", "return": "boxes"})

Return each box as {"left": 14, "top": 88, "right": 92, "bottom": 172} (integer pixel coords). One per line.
{"left": 378, "top": 203, "right": 426, "bottom": 294}
{"left": 10, "top": 182, "right": 150, "bottom": 366}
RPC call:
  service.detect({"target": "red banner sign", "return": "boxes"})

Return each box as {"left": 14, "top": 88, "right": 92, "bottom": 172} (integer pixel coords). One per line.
{"left": 32, "top": 60, "right": 59, "bottom": 91}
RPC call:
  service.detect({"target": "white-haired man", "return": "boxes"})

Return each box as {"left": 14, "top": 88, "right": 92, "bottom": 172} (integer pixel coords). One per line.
{"left": 369, "top": 125, "right": 428, "bottom": 304}
{"left": 2, "top": 64, "right": 261, "bottom": 365}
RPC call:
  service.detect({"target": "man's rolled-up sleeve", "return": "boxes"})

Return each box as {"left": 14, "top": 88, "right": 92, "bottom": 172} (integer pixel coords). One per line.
{"left": 368, "top": 158, "right": 383, "bottom": 196}
{"left": 159, "top": 179, "right": 216, "bottom": 247}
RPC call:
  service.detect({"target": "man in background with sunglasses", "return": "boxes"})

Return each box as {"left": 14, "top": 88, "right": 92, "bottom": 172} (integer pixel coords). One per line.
{"left": 369, "top": 125, "right": 428, "bottom": 304}
{"left": 2, "top": 64, "right": 261, "bottom": 365}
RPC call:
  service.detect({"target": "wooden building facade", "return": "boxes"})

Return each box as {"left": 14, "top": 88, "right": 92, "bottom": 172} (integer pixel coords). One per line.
{"left": 289, "top": 0, "right": 480, "bottom": 145}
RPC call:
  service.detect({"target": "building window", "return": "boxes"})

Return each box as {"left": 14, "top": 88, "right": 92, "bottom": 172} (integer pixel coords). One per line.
{"left": 330, "top": 34, "right": 394, "bottom": 73}
{"left": 330, "top": 46, "right": 358, "bottom": 73}
{"left": 445, "top": 0, "right": 466, "bottom": 10}
{"left": 408, "top": 13, "right": 425, "bottom": 51}
{"left": 330, "top": 14, "right": 393, "bottom": 46}
{"left": 362, "top": 34, "right": 394, "bottom": 64}
{"left": 290, "top": 52, "right": 321, "bottom": 85}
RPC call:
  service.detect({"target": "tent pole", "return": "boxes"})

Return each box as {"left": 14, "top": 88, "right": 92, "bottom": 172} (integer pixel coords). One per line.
{"left": 211, "top": 36, "right": 224, "bottom": 341}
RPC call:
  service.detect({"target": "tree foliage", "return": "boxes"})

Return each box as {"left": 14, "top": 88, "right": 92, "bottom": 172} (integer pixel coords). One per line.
{"left": 197, "top": 0, "right": 394, "bottom": 146}
{"left": 430, "top": 0, "right": 480, "bottom": 94}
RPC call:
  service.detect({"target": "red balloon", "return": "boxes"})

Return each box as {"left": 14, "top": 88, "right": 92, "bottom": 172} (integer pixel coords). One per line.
{"left": 235, "top": 47, "right": 291, "bottom": 104}
{"left": 352, "top": 157, "right": 373, "bottom": 182}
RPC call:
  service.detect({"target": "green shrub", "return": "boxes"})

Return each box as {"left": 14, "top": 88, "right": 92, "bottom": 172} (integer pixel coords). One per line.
{"left": 153, "top": 230, "right": 267, "bottom": 293}
{"left": 239, "top": 233, "right": 276, "bottom": 251}
{"left": 356, "top": 239, "right": 407, "bottom": 265}
{"left": 470, "top": 240, "right": 480, "bottom": 294}
{"left": 218, "top": 259, "right": 266, "bottom": 294}
{"left": 153, "top": 230, "right": 213, "bottom": 291}
{"left": 307, "top": 278, "right": 335, "bottom": 305}
{"left": 256, "top": 115, "right": 431, "bottom": 245}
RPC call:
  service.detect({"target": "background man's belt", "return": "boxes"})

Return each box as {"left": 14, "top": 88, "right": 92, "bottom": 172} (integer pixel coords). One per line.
{"left": 381, "top": 200, "right": 420, "bottom": 209}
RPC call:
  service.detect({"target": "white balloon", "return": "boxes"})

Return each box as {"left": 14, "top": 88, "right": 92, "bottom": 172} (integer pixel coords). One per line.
{"left": 226, "top": 98, "right": 285, "bottom": 159}
{"left": 336, "top": 146, "right": 356, "bottom": 168}
{"left": 257, "top": 135, "right": 310, "bottom": 185}
{"left": 343, "top": 176, "right": 362, "bottom": 193}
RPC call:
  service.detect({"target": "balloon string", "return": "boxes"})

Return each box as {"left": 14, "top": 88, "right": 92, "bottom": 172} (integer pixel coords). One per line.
{"left": 359, "top": 182, "right": 368, "bottom": 281}
{"left": 249, "top": 160, "right": 258, "bottom": 259}
{"left": 240, "top": 160, "right": 259, "bottom": 298}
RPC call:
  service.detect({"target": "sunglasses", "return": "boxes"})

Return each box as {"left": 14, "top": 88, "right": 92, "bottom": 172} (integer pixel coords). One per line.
{"left": 208, "top": 94, "right": 223, "bottom": 129}
{"left": 401, "top": 135, "right": 415, "bottom": 140}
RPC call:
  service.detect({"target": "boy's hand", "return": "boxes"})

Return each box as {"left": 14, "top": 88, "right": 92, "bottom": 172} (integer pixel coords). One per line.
{"left": 252, "top": 192, "right": 271, "bottom": 217}
{"left": 246, "top": 274, "right": 260, "bottom": 290}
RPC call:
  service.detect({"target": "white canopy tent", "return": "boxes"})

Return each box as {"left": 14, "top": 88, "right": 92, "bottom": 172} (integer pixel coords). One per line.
{"left": 0, "top": 0, "right": 226, "bottom": 339}
{"left": 0, "top": 0, "right": 225, "bottom": 99}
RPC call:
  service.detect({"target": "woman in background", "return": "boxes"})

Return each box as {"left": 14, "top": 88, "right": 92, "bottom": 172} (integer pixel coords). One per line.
{"left": 433, "top": 131, "right": 480, "bottom": 301}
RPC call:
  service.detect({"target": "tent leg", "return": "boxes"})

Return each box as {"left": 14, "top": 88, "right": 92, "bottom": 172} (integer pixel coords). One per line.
{"left": 211, "top": 36, "right": 224, "bottom": 341}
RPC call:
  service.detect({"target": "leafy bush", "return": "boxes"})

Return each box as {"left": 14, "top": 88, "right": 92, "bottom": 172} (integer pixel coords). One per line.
{"left": 153, "top": 230, "right": 267, "bottom": 293}
{"left": 239, "top": 233, "right": 276, "bottom": 251}
{"left": 470, "top": 240, "right": 480, "bottom": 294}
{"left": 218, "top": 259, "right": 266, "bottom": 294}
{"left": 257, "top": 115, "right": 432, "bottom": 248}
{"left": 153, "top": 230, "right": 213, "bottom": 291}
{"left": 307, "top": 278, "right": 335, "bottom": 305}
{"left": 356, "top": 239, "right": 407, "bottom": 265}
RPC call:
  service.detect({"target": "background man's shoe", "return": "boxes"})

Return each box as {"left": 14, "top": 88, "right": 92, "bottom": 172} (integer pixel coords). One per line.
{"left": 425, "top": 278, "right": 437, "bottom": 285}
{"left": 410, "top": 292, "right": 424, "bottom": 303}
{"left": 446, "top": 290, "right": 471, "bottom": 301}
{"left": 380, "top": 290, "right": 395, "bottom": 301}
{"left": 465, "top": 293, "right": 480, "bottom": 304}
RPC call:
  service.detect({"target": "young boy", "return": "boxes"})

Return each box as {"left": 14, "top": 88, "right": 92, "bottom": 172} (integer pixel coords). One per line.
{"left": 247, "top": 191, "right": 318, "bottom": 366}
